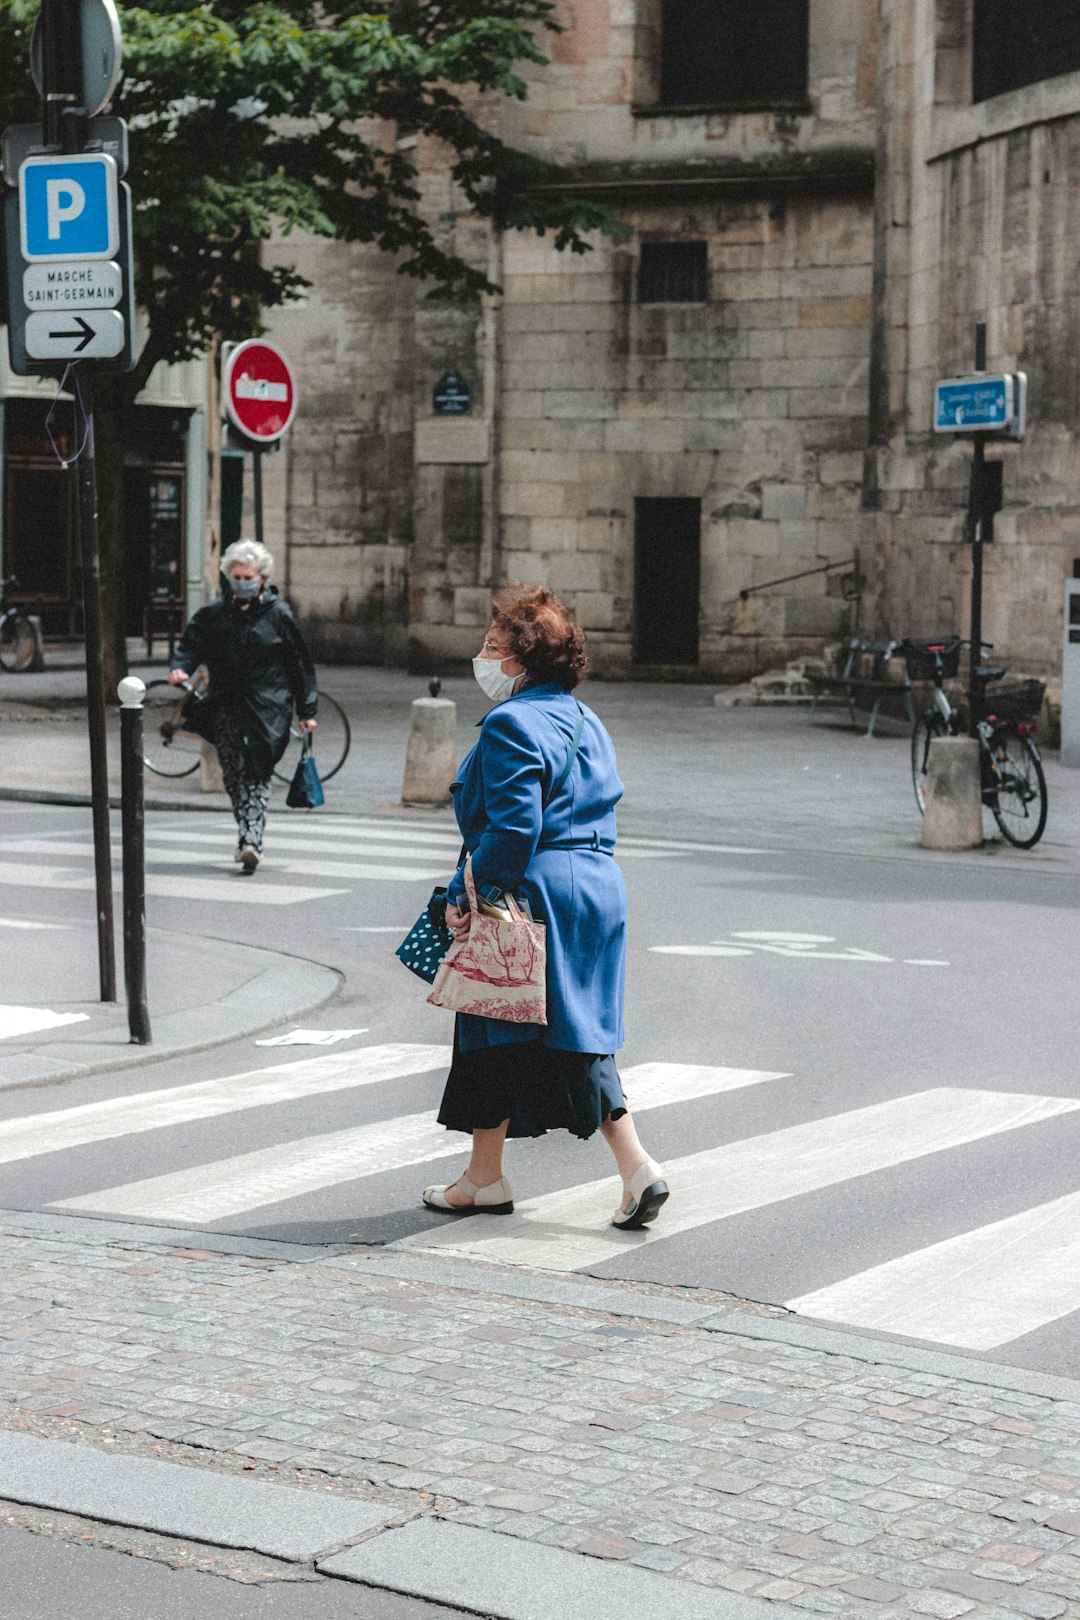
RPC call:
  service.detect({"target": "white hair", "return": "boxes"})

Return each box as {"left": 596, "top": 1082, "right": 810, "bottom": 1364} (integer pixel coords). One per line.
{"left": 221, "top": 538, "right": 273, "bottom": 578}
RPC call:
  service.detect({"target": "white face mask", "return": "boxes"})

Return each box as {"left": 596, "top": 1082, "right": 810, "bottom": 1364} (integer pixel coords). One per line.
{"left": 472, "top": 656, "right": 519, "bottom": 704}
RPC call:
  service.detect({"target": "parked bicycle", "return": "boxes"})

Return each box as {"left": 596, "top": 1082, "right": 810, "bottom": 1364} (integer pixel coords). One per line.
{"left": 904, "top": 637, "right": 1047, "bottom": 848}
{"left": 142, "top": 671, "right": 351, "bottom": 784}
{"left": 0, "top": 576, "right": 37, "bottom": 673}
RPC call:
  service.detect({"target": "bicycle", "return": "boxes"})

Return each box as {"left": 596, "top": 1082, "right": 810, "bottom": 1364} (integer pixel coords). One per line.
{"left": 141, "top": 671, "right": 351, "bottom": 783}
{"left": 0, "top": 576, "right": 38, "bottom": 673}
{"left": 904, "top": 637, "right": 1048, "bottom": 849}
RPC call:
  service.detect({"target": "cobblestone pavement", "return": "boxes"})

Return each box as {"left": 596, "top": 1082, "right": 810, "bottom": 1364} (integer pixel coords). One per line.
{"left": 3, "top": 1213, "right": 1080, "bottom": 1618}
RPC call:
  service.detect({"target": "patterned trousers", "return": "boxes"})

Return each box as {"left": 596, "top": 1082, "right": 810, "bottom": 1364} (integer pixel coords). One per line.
{"left": 215, "top": 710, "right": 272, "bottom": 853}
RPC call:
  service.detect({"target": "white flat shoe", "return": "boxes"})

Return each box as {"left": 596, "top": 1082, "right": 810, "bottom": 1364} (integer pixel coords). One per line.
{"left": 611, "top": 1158, "right": 669, "bottom": 1230}
{"left": 422, "top": 1175, "right": 514, "bottom": 1215}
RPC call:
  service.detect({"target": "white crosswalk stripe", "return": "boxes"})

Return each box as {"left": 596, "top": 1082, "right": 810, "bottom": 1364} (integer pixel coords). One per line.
{"left": 0, "top": 1044, "right": 451, "bottom": 1166}
{"left": 396, "top": 1089, "right": 1080, "bottom": 1274}
{"left": 0, "top": 816, "right": 711, "bottom": 907}
{"left": 48, "top": 1062, "right": 791, "bottom": 1225}
{"left": 787, "top": 1190, "right": 1080, "bottom": 1351}
{"left": 5, "top": 1023, "right": 1079, "bottom": 1355}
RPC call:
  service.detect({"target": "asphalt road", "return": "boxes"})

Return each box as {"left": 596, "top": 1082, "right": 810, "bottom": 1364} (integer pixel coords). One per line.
{"left": 1, "top": 797, "right": 1079, "bottom": 1379}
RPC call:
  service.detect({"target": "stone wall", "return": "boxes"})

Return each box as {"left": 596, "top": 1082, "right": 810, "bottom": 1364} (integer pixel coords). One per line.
{"left": 865, "top": 0, "right": 1080, "bottom": 680}
{"left": 259, "top": 1, "right": 880, "bottom": 679}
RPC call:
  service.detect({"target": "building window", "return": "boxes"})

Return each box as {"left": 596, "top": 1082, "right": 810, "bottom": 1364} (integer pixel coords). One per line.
{"left": 973, "top": 0, "right": 1080, "bottom": 102}
{"left": 638, "top": 241, "right": 708, "bottom": 304}
{"left": 659, "top": 0, "right": 809, "bottom": 109}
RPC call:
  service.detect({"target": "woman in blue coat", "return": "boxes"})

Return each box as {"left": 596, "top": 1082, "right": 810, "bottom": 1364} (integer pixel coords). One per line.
{"left": 422, "top": 584, "right": 669, "bottom": 1231}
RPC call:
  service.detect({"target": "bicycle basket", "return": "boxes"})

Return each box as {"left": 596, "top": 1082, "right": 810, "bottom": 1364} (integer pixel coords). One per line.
{"left": 901, "top": 637, "right": 963, "bottom": 681}
{"left": 982, "top": 679, "right": 1045, "bottom": 723}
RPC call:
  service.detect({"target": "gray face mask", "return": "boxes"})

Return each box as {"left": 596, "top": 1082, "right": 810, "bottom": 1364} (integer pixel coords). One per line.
{"left": 230, "top": 577, "right": 261, "bottom": 600}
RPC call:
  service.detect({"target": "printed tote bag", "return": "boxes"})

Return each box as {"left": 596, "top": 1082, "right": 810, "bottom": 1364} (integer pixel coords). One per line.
{"left": 427, "top": 854, "right": 547, "bottom": 1025}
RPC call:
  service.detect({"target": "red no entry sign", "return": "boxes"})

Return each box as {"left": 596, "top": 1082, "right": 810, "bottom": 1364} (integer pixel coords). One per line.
{"left": 223, "top": 339, "right": 297, "bottom": 442}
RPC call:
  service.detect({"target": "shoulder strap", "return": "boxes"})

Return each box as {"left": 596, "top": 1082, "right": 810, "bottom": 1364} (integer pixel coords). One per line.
{"left": 543, "top": 701, "right": 585, "bottom": 808}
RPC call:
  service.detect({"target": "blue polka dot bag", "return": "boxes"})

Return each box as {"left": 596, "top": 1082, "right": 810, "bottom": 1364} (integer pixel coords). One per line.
{"left": 395, "top": 885, "right": 454, "bottom": 984}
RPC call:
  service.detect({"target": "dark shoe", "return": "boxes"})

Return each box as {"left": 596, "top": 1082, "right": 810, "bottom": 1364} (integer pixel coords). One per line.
{"left": 238, "top": 845, "right": 260, "bottom": 873}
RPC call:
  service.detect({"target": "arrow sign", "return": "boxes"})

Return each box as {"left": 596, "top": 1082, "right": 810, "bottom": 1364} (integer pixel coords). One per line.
{"left": 25, "top": 308, "right": 124, "bottom": 359}
{"left": 50, "top": 316, "right": 96, "bottom": 351}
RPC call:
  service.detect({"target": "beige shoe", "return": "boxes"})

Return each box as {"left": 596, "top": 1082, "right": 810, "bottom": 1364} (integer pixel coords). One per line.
{"left": 422, "top": 1175, "right": 514, "bottom": 1215}
{"left": 611, "top": 1158, "right": 669, "bottom": 1230}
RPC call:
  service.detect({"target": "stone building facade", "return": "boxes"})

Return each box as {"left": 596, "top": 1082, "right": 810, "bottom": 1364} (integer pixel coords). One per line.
{"left": 264, "top": 0, "right": 879, "bottom": 679}
{"left": 863, "top": 0, "right": 1080, "bottom": 680}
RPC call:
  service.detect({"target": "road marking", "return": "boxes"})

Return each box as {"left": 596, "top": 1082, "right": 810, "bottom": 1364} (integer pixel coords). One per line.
{"left": 617, "top": 837, "right": 771, "bottom": 855}
{"left": 0, "top": 1044, "right": 451, "bottom": 1166}
{"left": 0, "top": 840, "right": 444, "bottom": 886}
{"left": 398, "top": 1089, "right": 1080, "bottom": 1272}
{"left": 732, "top": 931, "right": 833, "bottom": 942}
{"left": 150, "top": 826, "right": 463, "bottom": 856}
{"left": 0, "top": 1005, "right": 90, "bottom": 1040}
{"left": 787, "top": 1190, "right": 1080, "bottom": 1350}
{"left": 0, "top": 861, "right": 347, "bottom": 907}
{"left": 651, "top": 945, "right": 754, "bottom": 958}
{"left": 46, "top": 1062, "right": 789, "bottom": 1224}
{"left": 651, "top": 933, "right": 894, "bottom": 963}
{"left": 903, "top": 959, "right": 950, "bottom": 967}
{"left": 0, "top": 917, "right": 66, "bottom": 931}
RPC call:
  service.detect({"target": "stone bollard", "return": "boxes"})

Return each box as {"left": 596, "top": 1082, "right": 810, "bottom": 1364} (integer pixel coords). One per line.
{"left": 402, "top": 683, "right": 457, "bottom": 806}
{"left": 199, "top": 740, "right": 225, "bottom": 794}
{"left": 921, "top": 736, "right": 982, "bottom": 849}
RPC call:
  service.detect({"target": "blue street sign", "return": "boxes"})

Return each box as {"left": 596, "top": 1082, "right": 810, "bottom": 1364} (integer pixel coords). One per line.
{"left": 19, "top": 152, "right": 119, "bottom": 262}
{"left": 933, "top": 373, "right": 1016, "bottom": 434}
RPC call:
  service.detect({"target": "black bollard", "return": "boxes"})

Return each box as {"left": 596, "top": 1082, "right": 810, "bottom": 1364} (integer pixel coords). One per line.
{"left": 118, "top": 677, "right": 152, "bottom": 1045}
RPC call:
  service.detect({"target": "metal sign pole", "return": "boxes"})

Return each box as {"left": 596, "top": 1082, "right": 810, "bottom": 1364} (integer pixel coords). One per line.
{"left": 968, "top": 322, "right": 988, "bottom": 740}
{"left": 251, "top": 441, "right": 264, "bottom": 550}
{"left": 42, "top": 0, "right": 116, "bottom": 1002}
{"left": 74, "top": 362, "right": 117, "bottom": 1000}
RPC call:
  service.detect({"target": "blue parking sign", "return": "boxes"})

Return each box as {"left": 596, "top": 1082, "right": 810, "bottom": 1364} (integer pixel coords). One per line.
{"left": 19, "top": 153, "right": 120, "bottom": 262}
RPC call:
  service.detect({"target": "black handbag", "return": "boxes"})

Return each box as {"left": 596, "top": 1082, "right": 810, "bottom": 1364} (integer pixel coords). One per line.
{"left": 286, "top": 731, "right": 325, "bottom": 809}
{"left": 179, "top": 686, "right": 215, "bottom": 743}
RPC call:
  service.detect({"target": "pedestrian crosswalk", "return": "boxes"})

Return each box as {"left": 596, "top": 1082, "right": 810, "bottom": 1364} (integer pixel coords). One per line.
{"left": 2, "top": 1039, "right": 1080, "bottom": 1358}
{"left": 0, "top": 814, "right": 713, "bottom": 907}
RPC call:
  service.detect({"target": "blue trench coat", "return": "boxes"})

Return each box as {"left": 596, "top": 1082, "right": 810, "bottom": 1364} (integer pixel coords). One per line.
{"left": 447, "top": 682, "right": 627, "bottom": 1055}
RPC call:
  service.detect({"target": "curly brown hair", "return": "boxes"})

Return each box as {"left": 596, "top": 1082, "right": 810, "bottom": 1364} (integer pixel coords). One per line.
{"left": 489, "top": 583, "right": 589, "bottom": 690}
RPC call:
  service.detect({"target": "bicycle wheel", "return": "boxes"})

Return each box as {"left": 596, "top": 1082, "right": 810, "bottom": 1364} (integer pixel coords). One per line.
{"left": 142, "top": 679, "right": 203, "bottom": 777}
{"left": 0, "top": 611, "right": 36, "bottom": 672}
{"left": 273, "top": 692, "right": 351, "bottom": 785}
{"left": 910, "top": 712, "right": 948, "bottom": 813}
{"left": 989, "top": 728, "right": 1047, "bottom": 849}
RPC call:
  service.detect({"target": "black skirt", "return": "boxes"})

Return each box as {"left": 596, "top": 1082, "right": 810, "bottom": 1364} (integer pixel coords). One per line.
{"left": 437, "top": 1036, "right": 627, "bottom": 1141}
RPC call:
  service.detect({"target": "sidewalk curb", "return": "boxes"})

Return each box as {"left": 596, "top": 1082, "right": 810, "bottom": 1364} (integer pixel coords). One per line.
{"left": 4, "top": 1207, "right": 1079, "bottom": 1408}
{"left": 0, "top": 934, "right": 341, "bottom": 1091}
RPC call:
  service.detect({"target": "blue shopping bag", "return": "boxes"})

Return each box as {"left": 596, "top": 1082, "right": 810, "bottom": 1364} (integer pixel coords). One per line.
{"left": 286, "top": 731, "right": 325, "bottom": 809}
{"left": 395, "top": 886, "right": 453, "bottom": 984}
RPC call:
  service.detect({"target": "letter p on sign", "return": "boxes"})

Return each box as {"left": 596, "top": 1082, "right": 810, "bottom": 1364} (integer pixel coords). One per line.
{"left": 46, "top": 180, "right": 86, "bottom": 240}
{"left": 19, "top": 153, "right": 120, "bottom": 262}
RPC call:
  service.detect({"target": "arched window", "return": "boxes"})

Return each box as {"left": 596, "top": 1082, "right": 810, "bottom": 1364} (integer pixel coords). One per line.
{"left": 659, "top": 0, "right": 809, "bottom": 109}
{"left": 973, "top": 0, "right": 1080, "bottom": 102}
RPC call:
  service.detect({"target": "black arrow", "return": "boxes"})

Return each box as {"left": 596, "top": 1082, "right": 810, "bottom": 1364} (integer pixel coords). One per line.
{"left": 48, "top": 315, "right": 95, "bottom": 352}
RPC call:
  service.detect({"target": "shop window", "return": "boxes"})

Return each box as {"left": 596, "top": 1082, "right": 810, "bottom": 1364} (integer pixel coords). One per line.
{"left": 638, "top": 241, "right": 708, "bottom": 304}
{"left": 973, "top": 0, "right": 1080, "bottom": 102}
{"left": 659, "top": 0, "right": 809, "bottom": 108}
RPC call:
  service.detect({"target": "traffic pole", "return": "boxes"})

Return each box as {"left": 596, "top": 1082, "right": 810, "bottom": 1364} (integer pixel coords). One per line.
{"left": 42, "top": 0, "right": 117, "bottom": 1003}
{"left": 252, "top": 442, "right": 264, "bottom": 549}
{"left": 968, "top": 322, "right": 988, "bottom": 739}
{"left": 118, "top": 676, "right": 151, "bottom": 1045}
{"left": 75, "top": 363, "right": 117, "bottom": 1001}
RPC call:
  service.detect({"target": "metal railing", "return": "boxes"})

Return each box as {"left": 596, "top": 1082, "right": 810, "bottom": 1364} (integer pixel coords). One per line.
{"left": 738, "top": 551, "right": 863, "bottom": 630}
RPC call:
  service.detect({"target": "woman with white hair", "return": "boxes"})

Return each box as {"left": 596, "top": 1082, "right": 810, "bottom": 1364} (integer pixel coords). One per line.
{"left": 167, "top": 539, "right": 318, "bottom": 871}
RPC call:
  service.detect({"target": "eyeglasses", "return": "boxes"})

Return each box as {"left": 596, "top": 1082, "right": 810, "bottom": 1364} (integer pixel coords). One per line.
{"left": 480, "top": 638, "right": 511, "bottom": 656}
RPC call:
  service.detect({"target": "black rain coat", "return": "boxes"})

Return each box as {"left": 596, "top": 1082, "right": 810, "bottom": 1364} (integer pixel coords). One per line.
{"left": 170, "top": 587, "right": 318, "bottom": 778}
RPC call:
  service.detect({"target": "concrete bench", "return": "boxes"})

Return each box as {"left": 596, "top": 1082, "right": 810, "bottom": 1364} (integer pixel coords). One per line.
{"left": 808, "top": 638, "right": 915, "bottom": 737}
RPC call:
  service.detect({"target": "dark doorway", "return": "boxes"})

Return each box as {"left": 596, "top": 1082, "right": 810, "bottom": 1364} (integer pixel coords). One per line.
{"left": 634, "top": 497, "right": 700, "bottom": 665}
